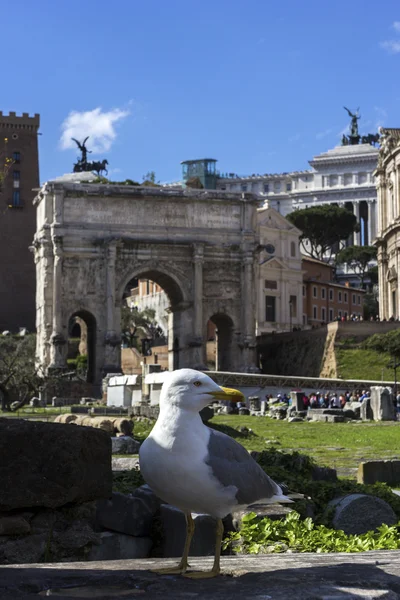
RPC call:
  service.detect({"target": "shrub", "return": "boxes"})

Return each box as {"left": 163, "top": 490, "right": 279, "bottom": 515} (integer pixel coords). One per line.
{"left": 224, "top": 510, "right": 400, "bottom": 554}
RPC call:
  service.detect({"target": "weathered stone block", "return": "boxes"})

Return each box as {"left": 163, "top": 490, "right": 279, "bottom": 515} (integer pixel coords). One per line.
{"left": 111, "top": 436, "right": 140, "bottom": 455}
{"left": 391, "top": 460, "right": 400, "bottom": 484}
{"left": 132, "top": 485, "right": 162, "bottom": 515}
{"left": 357, "top": 460, "right": 394, "bottom": 485}
{"left": 311, "top": 465, "right": 337, "bottom": 482}
{"left": 308, "top": 408, "right": 344, "bottom": 416}
{"left": 370, "top": 386, "right": 395, "bottom": 421}
{"left": 360, "top": 397, "right": 373, "bottom": 420}
{"left": 329, "top": 494, "right": 397, "bottom": 535}
{"left": 345, "top": 401, "right": 362, "bottom": 418}
{"left": 0, "top": 533, "right": 47, "bottom": 564}
{"left": 87, "top": 531, "right": 152, "bottom": 561}
{"left": 0, "top": 418, "right": 112, "bottom": 511}
{"left": 160, "top": 504, "right": 217, "bottom": 557}
{"left": 0, "top": 517, "right": 31, "bottom": 536}
{"left": 96, "top": 492, "right": 153, "bottom": 537}
{"left": 311, "top": 414, "right": 344, "bottom": 423}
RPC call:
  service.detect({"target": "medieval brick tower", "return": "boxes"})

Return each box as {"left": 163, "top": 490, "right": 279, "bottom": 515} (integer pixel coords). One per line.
{"left": 0, "top": 111, "right": 40, "bottom": 331}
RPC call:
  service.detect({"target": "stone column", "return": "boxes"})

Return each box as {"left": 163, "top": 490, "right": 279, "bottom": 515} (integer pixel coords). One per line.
{"left": 189, "top": 244, "right": 205, "bottom": 367}
{"left": 104, "top": 242, "right": 120, "bottom": 373}
{"left": 369, "top": 200, "right": 376, "bottom": 243}
{"left": 49, "top": 235, "right": 67, "bottom": 370}
{"left": 353, "top": 203, "right": 361, "bottom": 245}
{"left": 241, "top": 253, "right": 257, "bottom": 371}
{"left": 377, "top": 179, "right": 386, "bottom": 237}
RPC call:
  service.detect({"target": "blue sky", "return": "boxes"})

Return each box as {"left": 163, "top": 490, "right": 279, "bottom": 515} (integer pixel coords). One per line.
{"left": 3, "top": 0, "right": 400, "bottom": 183}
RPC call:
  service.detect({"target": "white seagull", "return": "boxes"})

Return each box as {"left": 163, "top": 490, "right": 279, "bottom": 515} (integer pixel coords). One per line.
{"left": 139, "top": 368, "right": 291, "bottom": 578}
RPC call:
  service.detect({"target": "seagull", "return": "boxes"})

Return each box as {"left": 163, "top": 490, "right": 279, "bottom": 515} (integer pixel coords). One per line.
{"left": 139, "top": 368, "right": 291, "bottom": 578}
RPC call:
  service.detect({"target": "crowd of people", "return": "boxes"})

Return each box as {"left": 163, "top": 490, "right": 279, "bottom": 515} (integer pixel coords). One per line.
{"left": 273, "top": 389, "right": 371, "bottom": 409}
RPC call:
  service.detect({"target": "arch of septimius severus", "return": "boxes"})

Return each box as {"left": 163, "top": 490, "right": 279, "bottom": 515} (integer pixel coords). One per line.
{"left": 33, "top": 182, "right": 259, "bottom": 384}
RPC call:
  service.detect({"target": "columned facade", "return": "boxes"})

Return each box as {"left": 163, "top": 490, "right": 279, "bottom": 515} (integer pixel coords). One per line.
{"left": 375, "top": 128, "right": 400, "bottom": 320}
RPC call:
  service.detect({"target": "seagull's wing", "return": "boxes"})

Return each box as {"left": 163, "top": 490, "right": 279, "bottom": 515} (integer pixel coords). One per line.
{"left": 205, "top": 427, "right": 285, "bottom": 505}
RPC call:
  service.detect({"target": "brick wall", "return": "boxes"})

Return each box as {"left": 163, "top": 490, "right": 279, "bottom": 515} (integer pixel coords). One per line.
{"left": 0, "top": 112, "right": 40, "bottom": 331}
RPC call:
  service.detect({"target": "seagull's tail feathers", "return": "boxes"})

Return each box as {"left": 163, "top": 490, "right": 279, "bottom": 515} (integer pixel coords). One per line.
{"left": 262, "top": 494, "right": 294, "bottom": 504}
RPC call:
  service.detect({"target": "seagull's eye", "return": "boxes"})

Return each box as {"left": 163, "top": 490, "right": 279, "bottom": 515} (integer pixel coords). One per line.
{"left": 193, "top": 381, "right": 202, "bottom": 387}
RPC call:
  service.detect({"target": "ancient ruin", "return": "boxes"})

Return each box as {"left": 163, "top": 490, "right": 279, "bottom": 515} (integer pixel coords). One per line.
{"left": 33, "top": 183, "right": 259, "bottom": 384}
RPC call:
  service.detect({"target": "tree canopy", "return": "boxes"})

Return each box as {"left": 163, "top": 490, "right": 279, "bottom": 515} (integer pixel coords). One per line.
{"left": 287, "top": 205, "right": 359, "bottom": 261}
{"left": 121, "top": 306, "right": 164, "bottom": 353}
{"left": 0, "top": 335, "right": 42, "bottom": 411}
{"left": 336, "top": 245, "right": 377, "bottom": 288}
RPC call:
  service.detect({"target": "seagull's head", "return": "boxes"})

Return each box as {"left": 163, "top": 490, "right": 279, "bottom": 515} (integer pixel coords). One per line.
{"left": 160, "top": 368, "right": 245, "bottom": 412}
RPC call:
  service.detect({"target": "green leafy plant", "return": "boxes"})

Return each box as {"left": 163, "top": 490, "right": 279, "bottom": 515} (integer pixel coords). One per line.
{"left": 224, "top": 511, "right": 400, "bottom": 554}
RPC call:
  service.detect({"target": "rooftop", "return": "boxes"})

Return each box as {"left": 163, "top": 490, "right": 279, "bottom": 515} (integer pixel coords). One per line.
{"left": 0, "top": 111, "right": 40, "bottom": 128}
{"left": 180, "top": 158, "right": 217, "bottom": 164}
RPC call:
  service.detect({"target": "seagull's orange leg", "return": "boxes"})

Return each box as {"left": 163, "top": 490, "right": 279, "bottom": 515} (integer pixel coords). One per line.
{"left": 184, "top": 518, "right": 223, "bottom": 578}
{"left": 153, "top": 512, "right": 194, "bottom": 575}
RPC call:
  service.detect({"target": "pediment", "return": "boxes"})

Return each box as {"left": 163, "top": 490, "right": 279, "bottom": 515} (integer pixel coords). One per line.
{"left": 259, "top": 255, "right": 288, "bottom": 269}
{"left": 258, "top": 206, "right": 300, "bottom": 234}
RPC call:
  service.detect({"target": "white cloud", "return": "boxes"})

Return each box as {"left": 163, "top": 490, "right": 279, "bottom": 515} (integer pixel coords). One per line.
{"left": 288, "top": 133, "right": 301, "bottom": 143}
{"left": 393, "top": 21, "right": 400, "bottom": 33}
{"left": 316, "top": 128, "right": 333, "bottom": 140}
{"left": 381, "top": 39, "right": 400, "bottom": 54}
{"left": 60, "top": 107, "right": 129, "bottom": 153}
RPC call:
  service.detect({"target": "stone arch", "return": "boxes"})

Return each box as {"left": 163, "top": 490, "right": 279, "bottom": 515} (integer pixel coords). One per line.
{"left": 208, "top": 312, "right": 235, "bottom": 372}
{"left": 117, "top": 264, "right": 188, "bottom": 307}
{"left": 67, "top": 309, "right": 97, "bottom": 383}
{"left": 117, "top": 264, "right": 189, "bottom": 371}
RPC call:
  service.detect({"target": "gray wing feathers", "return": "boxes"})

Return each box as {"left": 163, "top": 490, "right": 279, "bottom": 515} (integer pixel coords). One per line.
{"left": 206, "top": 428, "right": 281, "bottom": 505}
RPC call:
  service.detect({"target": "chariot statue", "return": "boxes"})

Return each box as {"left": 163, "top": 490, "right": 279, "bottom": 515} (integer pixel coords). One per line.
{"left": 72, "top": 137, "right": 108, "bottom": 176}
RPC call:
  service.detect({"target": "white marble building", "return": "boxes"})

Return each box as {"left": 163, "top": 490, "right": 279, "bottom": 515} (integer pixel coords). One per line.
{"left": 217, "top": 142, "right": 379, "bottom": 250}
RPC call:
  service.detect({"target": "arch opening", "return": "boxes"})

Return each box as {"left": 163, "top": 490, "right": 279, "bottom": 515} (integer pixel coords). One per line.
{"left": 208, "top": 313, "right": 234, "bottom": 372}
{"left": 67, "top": 310, "right": 96, "bottom": 383}
{"left": 120, "top": 270, "right": 185, "bottom": 373}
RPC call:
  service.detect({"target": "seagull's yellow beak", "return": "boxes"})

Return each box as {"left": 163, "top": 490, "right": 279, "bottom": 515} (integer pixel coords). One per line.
{"left": 208, "top": 386, "right": 245, "bottom": 402}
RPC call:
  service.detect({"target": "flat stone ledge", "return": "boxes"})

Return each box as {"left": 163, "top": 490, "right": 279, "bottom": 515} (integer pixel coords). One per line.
{"left": 1, "top": 551, "right": 400, "bottom": 599}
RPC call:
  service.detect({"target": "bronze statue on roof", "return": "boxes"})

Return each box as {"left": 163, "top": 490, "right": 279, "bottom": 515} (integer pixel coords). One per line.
{"left": 72, "top": 137, "right": 108, "bottom": 176}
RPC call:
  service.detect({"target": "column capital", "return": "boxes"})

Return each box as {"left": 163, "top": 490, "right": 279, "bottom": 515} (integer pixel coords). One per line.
{"left": 52, "top": 235, "right": 63, "bottom": 257}
{"left": 192, "top": 243, "right": 204, "bottom": 262}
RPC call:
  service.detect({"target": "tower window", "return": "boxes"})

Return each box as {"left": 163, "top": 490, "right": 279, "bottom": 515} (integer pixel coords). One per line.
{"left": 12, "top": 152, "right": 21, "bottom": 163}
{"left": 13, "top": 170, "right": 20, "bottom": 180}
{"left": 12, "top": 190, "right": 21, "bottom": 206}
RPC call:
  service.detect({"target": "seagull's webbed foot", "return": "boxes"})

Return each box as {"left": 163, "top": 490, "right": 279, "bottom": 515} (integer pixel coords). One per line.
{"left": 183, "top": 566, "right": 220, "bottom": 579}
{"left": 152, "top": 560, "right": 190, "bottom": 575}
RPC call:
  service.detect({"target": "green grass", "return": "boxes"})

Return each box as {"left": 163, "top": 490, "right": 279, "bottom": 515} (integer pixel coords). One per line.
{"left": 336, "top": 347, "right": 393, "bottom": 381}
{"left": 209, "top": 415, "right": 400, "bottom": 476}
{"left": 1, "top": 406, "right": 72, "bottom": 419}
